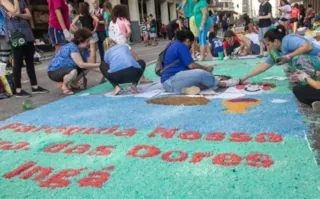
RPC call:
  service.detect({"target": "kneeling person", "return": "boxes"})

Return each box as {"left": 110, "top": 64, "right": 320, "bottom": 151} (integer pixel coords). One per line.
{"left": 161, "top": 30, "right": 239, "bottom": 95}
{"left": 101, "top": 38, "right": 146, "bottom": 95}
{"left": 48, "top": 29, "right": 100, "bottom": 95}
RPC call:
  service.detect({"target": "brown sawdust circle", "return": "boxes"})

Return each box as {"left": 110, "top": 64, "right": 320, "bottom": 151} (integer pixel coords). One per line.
{"left": 147, "top": 96, "right": 210, "bottom": 106}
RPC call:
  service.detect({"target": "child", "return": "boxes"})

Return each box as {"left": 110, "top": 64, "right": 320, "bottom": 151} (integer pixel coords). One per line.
{"left": 140, "top": 20, "right": 148, "bottom": 43}
{"left": 148, "top": 14, "right": 158, "bottom": 46}
{"left": 72, "top": 3, "right": 99, "bottom": 63}
{"left": 290, "top": 3, "right": 300, "bottom": 34}
{"left": 208, "top": 31, "right": 223, "bottom": 58}
{"left": 223, "top": 30, "right": 241, "bottom": 58}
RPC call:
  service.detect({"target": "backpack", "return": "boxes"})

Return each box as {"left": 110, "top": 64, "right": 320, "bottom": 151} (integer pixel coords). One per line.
{"left": 155, "top": 42, "right": 179, "bottom": 76}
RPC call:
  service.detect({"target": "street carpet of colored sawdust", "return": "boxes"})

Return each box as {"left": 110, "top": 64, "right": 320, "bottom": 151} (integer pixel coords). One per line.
{"left": 0, "top": 58, "right": 320, "bottom": 199}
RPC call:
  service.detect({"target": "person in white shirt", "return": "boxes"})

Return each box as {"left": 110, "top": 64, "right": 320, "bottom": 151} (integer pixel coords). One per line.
{"left": 278, "top": 0, "right": 291, "bottom": 33}
{"left": 238, "top": 26, "right": 261, "bottom": 55}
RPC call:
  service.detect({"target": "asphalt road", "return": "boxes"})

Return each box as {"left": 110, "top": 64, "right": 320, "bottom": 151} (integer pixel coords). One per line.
{"left": 0, "top": 40, "right": 169, "bottom": 121}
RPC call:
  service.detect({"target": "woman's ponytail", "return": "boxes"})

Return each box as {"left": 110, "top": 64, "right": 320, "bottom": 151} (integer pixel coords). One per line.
{"left": 264, "top": 25, "right": 286, "bottom": 42}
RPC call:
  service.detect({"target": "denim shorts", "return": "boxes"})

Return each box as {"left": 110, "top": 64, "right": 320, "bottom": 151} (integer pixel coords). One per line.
{"left": 48, "top": 27, "right": 67, "bottom": 45}
{"left": 250, "top": 41, "right": 260, "bottom": 55}
{"left": 258, "top": 27, "right": 270, "bottom": 42}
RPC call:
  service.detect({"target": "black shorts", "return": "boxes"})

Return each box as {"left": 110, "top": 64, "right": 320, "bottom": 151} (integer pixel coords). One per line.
{"left": 290, "top": 18, "right": 298, "bottom": 23}
{"left": 226, "top": 41, "right": 240, "bottom": 56}
{"left": 48, "top": 67, "right": 84, "bottom": 82}
{"left": 280, "top": 18, "right": 289, "bottom": 22}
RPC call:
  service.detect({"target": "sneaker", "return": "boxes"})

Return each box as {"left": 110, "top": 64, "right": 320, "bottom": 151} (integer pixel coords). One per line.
{"left": 181, "top": 86, "right": 201, "bottom": 95}
{"left": 312, "top": 101, "right": 320, "bottom": 112}
{"left": 221, "top": 78, "right": 240, "bottom": 87}
{"left": 257, "top": 54, "right": 264, "bottom": 58}
{"left": 16, "top": 90, "right": 32, "bottom": 98}
{"left": 31, "top": 86, "right": 49, "bottom": 94}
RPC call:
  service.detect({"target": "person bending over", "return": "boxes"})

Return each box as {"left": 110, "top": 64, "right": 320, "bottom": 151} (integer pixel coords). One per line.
{"left": 161, "top": 30, "right": 239, "bottom": 95}
{"left": 238, "top": 26, "right": 261, "bottom": 56}
{"left": 48, "top": 29, "right": 100, "bottom": 95}
{"left": 239, "top": 25, "right": 320, "bottom": 84}
{"left": 223, "top": 30, "right": 241, "bottom": 58}
{"left": 100, "top": 38, "right": 146, "bottom": 95}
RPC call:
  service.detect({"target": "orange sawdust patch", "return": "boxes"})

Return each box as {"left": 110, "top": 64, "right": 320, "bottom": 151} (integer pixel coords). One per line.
{"left": 222, "top": 98, "right": 262, "bottom": 113}
{"left": 146, "top": 96, "right": 211, "bottom": 106}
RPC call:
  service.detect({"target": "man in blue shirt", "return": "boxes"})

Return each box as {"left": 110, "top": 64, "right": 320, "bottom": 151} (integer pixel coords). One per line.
{"left": 161, "top": 30, "right": 239, "bottom": 95}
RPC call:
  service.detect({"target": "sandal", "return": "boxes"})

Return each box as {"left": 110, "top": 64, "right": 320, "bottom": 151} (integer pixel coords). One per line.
{"left": 62, "top": 88, "right": 74, "bottom": 95}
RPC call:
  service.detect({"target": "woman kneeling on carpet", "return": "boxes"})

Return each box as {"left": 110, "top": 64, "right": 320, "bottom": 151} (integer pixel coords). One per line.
{"left": 161, "top": 30, "right": 239, "bottom": 95}
{"left": 48, "top": 29, "right": 100, "bottom": 95}
{"left": 100, "top": 38, "right": 146, "bottom": 95}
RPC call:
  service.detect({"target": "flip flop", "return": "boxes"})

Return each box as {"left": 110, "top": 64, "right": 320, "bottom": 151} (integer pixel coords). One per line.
{"left": 62, "top": 88, "right": 74, "bottom": 95}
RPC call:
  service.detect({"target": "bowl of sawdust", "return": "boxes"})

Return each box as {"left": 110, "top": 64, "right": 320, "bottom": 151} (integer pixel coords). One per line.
{"left": 146, "top": 96, "right": 210, "bottom": 106}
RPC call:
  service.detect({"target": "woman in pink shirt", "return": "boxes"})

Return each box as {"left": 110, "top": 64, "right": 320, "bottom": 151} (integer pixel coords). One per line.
{"left": 48, "top": 0, "right": 72, "bottom": 52}
{"left": 109, "top": 5, "right": 151, "bottom": 83}
{"left": 108, "top": 5, "right": 131, "bottom": 49}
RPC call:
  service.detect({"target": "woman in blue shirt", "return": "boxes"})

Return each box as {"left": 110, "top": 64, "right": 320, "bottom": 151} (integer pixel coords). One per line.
{"left": 100, "top": 38, "right": 146, "bottom": 95}
{"left": 239, "top": 25, "right": 320, "bottom": 110}
{"left": 240, "top": 25, "right": 320, "bottom": 83}
{"left": 161, "top": 30, "right": 239, "bottom": 95}
{"left": 48, "top": 29, "right": 100, "bottom": 95}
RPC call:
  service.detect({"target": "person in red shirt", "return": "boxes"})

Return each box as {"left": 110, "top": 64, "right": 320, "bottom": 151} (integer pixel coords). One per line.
{"left": 48, "top": 0, "right": 72, "bottom": 52}
{"left": 290, "top": 3, "right": 300, "bottom": 33}
{"left": 160, "top": 24, "right": 167, "bottom": 39}
{"left": 223, "top": 30, "right": 241, "bottom": 58}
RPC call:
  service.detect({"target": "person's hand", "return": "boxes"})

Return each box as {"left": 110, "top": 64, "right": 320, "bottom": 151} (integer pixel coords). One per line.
{"left": 277, "top": 55, "right": 291, "bottom": 65}
{"left": 206, "top": 66, "right": 214, "bottom": 73}
{"left": 63, "top": 29, "right": 73, "bottom": 42}
{"left": 296, "top": 70, "right": 310, "bottom": 82}
{"left": 7, "top": 12, "right": 18, "bottom": 18}
{"left": 239, "top": 78, "right": 246, "bottom": 85}
{"left": 256, "top": 16, "right": 260, "bottom": 20}
{"left": 224, "top": 56, "right": 229, "bottom": 60}
{"left": 289, "top": 74, "right": 300, "bottom": 83}
{"left": 199, "top": 25, "right": 204, "bottom": 32}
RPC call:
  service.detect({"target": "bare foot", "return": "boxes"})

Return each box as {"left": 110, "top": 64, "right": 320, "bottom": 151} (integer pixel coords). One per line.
{"left": 112, "top": 86, "right": 121, "bottom": 96}
{"left": 131, "top": 84, "right": 139, "bottom": 94}
{"left": 140, "top": 76, "right": 153, "bottom": 84}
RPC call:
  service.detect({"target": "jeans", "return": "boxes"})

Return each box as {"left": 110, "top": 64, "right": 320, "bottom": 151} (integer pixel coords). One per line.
{"left": 162, "top": 69, "right": 218, "bottom": 93}
{"left": 96, "top": 31, "right": 106, "bottom": 61}
{"left": 258, "top": 27, "right": 270, "bottom": 41}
